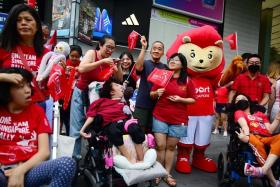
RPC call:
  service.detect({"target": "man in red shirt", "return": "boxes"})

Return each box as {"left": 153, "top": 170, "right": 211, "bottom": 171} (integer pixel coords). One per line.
{"left": 229, "top": 54, "right": 271, "bottom": 108}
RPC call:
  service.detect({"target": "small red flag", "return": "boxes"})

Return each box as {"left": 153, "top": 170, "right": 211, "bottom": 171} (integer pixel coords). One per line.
{"left": 27, "top": 0, "right": 36, "bottom": 9}
{"left": 225, "top": 33, "right": 237, "bottom": 50}
{"left": 128, "top": 31, "right": 139, "bottom": 51}
{"left": 47, "top": 63, "right": 66, "bottom": 101}
{"left": 97, "top": 66, "right": 114, "bottom": 81}
{"left": 63, "top": 67, "right": 76, "bottom": 109}
{"left": 147, "top": 68, "right": 174, "bottom": 87}
{"left": 45, "top": 30, "right": 57, "bottom": 50}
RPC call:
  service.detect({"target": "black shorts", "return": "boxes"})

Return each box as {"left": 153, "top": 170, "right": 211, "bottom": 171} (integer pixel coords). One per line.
{"left": 104, "top": 121, "right": 145, "bottom": 147}
{"left": 215, "top": 103, "right": 227, "bottom": 113}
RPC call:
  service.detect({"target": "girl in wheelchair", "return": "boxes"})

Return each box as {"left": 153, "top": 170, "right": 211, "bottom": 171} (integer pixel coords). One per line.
{"left": 80, "top": 78, "right": 146, "bottom": 164}
{"left": 232, "top": 93, "right": 280, "bottom": 187}
{"left": 0, "top": 68, "right": 76, "bottom": 187}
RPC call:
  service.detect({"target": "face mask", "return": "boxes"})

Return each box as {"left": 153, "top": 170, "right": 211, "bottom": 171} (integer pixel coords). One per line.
{"left": 235, "top": 100, "right": 249, "bottom": 110}
{"left": 248, "top": 65, "right": 260, "bottom": 74}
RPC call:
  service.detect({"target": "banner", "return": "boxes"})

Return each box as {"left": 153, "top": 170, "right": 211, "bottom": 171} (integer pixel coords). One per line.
{"left": 52, "top": 0, "right": 71, "bottom": 37}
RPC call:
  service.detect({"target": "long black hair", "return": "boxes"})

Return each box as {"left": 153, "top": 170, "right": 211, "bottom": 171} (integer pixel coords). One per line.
{"left": 0, "top": 4, "right": 44, "bottom": 56}
{"left": 119, "top": 51, "right": 134, "bottom": 69}
{"left": 0, "top": 68, "right": 33, "bottom": 106}
{"left": 168, "top": 53, "right": 188, "bottom": 84}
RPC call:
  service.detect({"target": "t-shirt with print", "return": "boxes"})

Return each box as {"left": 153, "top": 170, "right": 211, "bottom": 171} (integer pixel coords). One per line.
{"left": 87, "top": 98, "right": 129, "bottom": 128}
{"left": 234, "top": 110, "right": 271, "bottom": 137}
{"left": 0, "top": 45, "right": 49, "bottom": 77}
{"left": 0, "top": 104, "right": 52, "bottom": 165}
{"left": 0, "top": 45, "right": 50, "bottom": 102}
{"left": 186, "top": 77, "right": 215, "bottom": 116}
{"left": 136, "top": 60, "right": 167, "bottom": 109}
{"left": 152, "top": 78, "right": 195, "bottom": 124}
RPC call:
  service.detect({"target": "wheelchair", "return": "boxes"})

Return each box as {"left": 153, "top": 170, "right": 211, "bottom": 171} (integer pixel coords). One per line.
{"left": 217, "top": 109, "right": 280, "bottom": 187}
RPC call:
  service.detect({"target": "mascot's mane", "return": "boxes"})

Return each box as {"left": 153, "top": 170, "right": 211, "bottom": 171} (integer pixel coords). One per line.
{"left": 167, "top": 25, "right": 225, "bottom": 78}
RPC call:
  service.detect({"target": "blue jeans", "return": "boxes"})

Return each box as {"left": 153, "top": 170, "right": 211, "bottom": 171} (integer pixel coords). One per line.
{"left": 69, "top": 87, "right": 87, "bottom": 157}
{"left": 0, "top": 157, "right": 76, "bottom": 187}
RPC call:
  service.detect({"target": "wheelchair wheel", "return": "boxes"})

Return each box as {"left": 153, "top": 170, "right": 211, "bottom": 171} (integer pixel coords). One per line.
{"left": 217, "top": 152, "right": 225, "bottom": 182}
{"left": 217, "top": 152, "right": 233, "bottom": 187}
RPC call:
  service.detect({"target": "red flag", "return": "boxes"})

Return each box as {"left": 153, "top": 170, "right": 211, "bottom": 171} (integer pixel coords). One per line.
{"left": 45, "top": 30, "right": 57, "bottom": 50}
{"left": 97, "top": 66, "right": 114, "bottom": 81}
{"left": 128, "top": 31, "right": 139, "bottom": 51}
{"left": 47, "top": 63, "right": 66, "bottom": 101}
{"left": 147, "top": 68, "right": 174, "bottom": 87}
{"left": 63, "top": 67, "right": 76, "bottom": 109}
{"left": 27, "top": 0, "right": 36, "bottom": 8}
{"left": 225, "top": 33, "right": 237, "bottom": 50}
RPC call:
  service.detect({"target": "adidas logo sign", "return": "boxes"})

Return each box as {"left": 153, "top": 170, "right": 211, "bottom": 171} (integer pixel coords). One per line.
{"left": 122, "top": 14, "right": 139, "bottom": 26}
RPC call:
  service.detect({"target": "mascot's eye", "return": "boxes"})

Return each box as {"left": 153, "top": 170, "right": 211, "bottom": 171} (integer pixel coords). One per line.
{"left": 190, "top": 52, "right": 195, "bottom": 58}
{"left": 208, "top": 54, "right": 213, "bottom": 59}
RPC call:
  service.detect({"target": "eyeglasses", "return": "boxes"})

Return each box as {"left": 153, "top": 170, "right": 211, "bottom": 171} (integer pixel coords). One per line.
{"left": 105, "top": 45, "right": 115, "bottom": 51}
{"left": 168, "top": 58, "right": 181, "bottom": 63}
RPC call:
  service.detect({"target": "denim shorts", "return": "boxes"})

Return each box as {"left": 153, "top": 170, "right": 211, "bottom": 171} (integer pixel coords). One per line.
{"left": 152, "top": 117, "right": 187, "bottom": 138}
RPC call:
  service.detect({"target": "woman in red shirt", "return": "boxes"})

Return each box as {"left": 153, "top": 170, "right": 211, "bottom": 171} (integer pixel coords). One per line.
{"left": 150, "top": 53, "right": 195, "bottom": 186}
{"left": 232, "top": 94, "right": 280, "bottom": 187}
{"left": 70, "top": 35, "right": 123, "bottom": 157}
{"left": 0, "top": 4, "right": 49, "bottom": 103}
{"left": 0, "top": 68, "right": 76, "bottom": 187}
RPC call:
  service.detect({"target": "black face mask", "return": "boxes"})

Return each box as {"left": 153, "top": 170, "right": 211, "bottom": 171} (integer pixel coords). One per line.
{"left": 248, "top": 65, "right": 260, "bottom": 74}
{"left": 235, "top": 100, "right": 249, "bottom": 110}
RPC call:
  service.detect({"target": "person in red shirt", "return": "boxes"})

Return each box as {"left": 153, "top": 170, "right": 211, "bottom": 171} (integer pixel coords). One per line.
{"left": 150, "top": 53, "right": 195, "bottom": 186}
{"left": 0, "top": 68, "right": 76, "bottom": 187}
{"left": 213, "top": 86, "right": 230, "bottom": 136}
{"left": 70, "top": 35, "right": 123, "bottom": 157}
{"left": 232, "top": 94, "right": 280, "bottom": 187}
{"left": 229, "top": 54, "right": 271, "bottom": 110}
{"left": 80, "top": 78, "right": 145, "bottom": 164}
{"left": 0, "top": 4, "right": 49, "bottom": 103}
{"left": 60, "top": 45, "right": 83, "bottom": 135}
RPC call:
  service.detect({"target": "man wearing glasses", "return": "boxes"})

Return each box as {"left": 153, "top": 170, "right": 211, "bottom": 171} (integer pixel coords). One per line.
{"left": 229, "top": 54, "right": 271, "bottom": 111}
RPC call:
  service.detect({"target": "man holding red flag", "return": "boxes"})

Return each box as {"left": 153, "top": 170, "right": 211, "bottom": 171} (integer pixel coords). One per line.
{"left": 133, "top": 36, "right": 167, "bottom": 133}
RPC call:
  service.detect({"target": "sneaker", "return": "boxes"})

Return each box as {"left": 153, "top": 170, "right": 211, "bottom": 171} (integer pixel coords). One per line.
{"left": 223, "top": 131, "right": 228, "bottom": 137}
{"left": 94, "top": 7, "right": 101, "bottom": 32}
{"left": 212, "top": 129, "right": 219, "bottom": 134}
{"left": 101, "top": 9, "right": 112, "bottom": 34}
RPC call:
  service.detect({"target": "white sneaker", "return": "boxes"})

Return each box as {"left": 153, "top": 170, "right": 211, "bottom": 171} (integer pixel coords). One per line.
{"left": 223, "top": 131, "right": 228, "bottom": 137}
{"left": 212, "top": 129, "right": 219, "bottom": 134}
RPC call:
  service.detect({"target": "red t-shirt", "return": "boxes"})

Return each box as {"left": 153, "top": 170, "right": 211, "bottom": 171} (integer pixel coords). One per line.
{"left": 0, "top": 104, "right": 52, "bottom": 165}
{"left": 215, "top": 86, "right": 228, "bottom": 104}
{"left": 76, "top": 50, "right": 111, "bottom": 90}
{"left": 186, "top": 77, "right": 215, "bottom": 116}
{"left": 66, "top": 59, "right": 80, "bottom": 68}
{"left": 152, "top": 78, "right": 195, "bottom": 125}
{"left": 0, "top": 45, "right": 50, "bottom": 102}
{"left": 234, "top": 110, "right": 271, "bottom": 137}
{"left": 231, "top": 72, "right": 271, "bottom": 103}
{"left": 87, "top": 98, "right": 128, "bottom": 127}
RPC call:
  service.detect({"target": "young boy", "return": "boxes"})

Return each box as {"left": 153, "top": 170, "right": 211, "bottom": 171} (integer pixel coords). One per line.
{"left": 80, "top": 78, "right": 145, "bottom": 163}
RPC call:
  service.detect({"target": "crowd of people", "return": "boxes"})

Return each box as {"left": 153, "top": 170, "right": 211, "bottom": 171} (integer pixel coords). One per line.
{"left": 0, "top": 3, "right": 280, "bottom": 187}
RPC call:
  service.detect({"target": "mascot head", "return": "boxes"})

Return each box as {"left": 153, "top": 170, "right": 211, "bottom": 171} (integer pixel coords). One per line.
{"left": 167, "top": 25, "right": 225, "bottom": 78}
{"left": 54, "top": 41, "right": 70, "bottom": 57}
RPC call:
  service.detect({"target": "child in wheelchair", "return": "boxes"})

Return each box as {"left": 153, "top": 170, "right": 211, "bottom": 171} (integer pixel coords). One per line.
{"left": 231, "top": 93, "right": 280, "bottom": 187}
{"left": 80, "top": 78, "right": 147, "bottom": 165}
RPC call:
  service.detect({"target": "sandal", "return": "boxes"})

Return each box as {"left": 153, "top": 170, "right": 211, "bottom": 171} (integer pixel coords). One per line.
{"left": 163, "top": 174, "right": 177, "bottom": 187}
{"left": 155, "top": 177, "right": 161, "bottom": 186}
{"left": 244, "top": 163, "right": 264, "bottom": 177}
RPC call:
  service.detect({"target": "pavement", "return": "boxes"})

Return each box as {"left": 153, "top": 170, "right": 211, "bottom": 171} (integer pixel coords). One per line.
{"left": 138, "top": 132, "right": 266, "bottom": 187}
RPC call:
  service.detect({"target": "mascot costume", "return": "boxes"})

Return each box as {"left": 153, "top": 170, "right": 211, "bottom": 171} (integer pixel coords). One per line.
{"left": 166, "top": 25, "right": 225, "bottom": 173}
